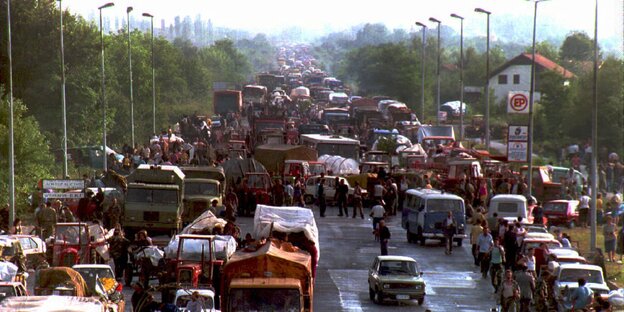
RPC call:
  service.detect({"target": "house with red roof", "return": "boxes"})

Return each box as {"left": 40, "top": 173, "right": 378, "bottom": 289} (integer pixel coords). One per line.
{"left": 488, "top": 53, "right": 575, "bottom": 104}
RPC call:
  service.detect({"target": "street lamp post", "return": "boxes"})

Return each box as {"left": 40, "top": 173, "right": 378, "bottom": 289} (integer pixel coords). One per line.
{"left": 6, "top": 0, "right": 16, "bottom": 226}
{"left": 142, "top": 12, "right": 155, "bottom": 135}
{"left": 590, "top": 0, "right": 598, "bottom": 251}
{"left": 429, "top": 17, "right": 441, "bottom": 125}
{"left": 415, "top": 22, "right": 427, "bottom": 123}
{"left": 527, "top": 0, "right": 543, "bottom": 201}
{"left": 99, "top": 2, "right": 114, "bottom": 172}
{"left": 58, "top": 0, "right": 68, "bottom": 178}
{"left": 127, "top": 6, "right": 135, "bottom": 148}
{"left": 475, "top": 7, "right": 491, "bottom": 151}
{"left": 451, "top": 13, "right": 464, "bottom": 141}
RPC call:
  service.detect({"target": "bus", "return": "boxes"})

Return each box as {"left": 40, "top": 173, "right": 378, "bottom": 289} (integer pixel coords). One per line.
{"left": 300, "top": 134, "right": 360, "bottom": 161}
{"left": 401, "top": 188, "right": 466, "bottom": 246}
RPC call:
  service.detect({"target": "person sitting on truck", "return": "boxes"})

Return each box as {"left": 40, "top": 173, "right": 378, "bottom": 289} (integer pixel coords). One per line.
{"left": 135, "top": 230, "right": 153, "bottom": 247}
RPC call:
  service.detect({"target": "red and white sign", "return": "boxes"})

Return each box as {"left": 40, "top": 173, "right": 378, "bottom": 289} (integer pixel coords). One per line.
{"left": 507, "top": 91, "right": 530, "bottom": 114}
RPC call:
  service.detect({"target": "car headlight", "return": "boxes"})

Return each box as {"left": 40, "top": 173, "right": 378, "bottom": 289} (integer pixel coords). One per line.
{"left": 383, "top": 284, "right": 390, "bottom": 289}
{"left": 414, "top": 284, "right": 423, "bottom": 290}
{"left": 458, "top": 223, "right": 465, "bottom": 229}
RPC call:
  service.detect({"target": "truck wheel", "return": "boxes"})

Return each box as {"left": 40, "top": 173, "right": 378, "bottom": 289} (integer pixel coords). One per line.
{"left": 406, "top": 231, "right": 413, "bottom": 244}
{"left": 418, "top": 228, "right": 425, "bottom": 246}
{"left": 418, "top": 298, "right": 424, "bottom": 306}
{"left": 456, "top": 239, "right": 463, "bottom": 247}
{"left": 369, "top": 286, "right": 375, "bottom": 300}
{"left": 304, "top": 195, "right": 314, "bottom": 205}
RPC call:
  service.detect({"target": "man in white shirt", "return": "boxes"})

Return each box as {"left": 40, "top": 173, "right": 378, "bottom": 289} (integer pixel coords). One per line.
{"left": 578, "top": 191, "right": 591, "bottom": 228}
{"left": 370, "top": 200, "right": 386, "bottom": 239}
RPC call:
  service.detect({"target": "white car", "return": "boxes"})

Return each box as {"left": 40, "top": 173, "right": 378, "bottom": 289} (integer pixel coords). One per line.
{"left": 304, "top": 175, "right": 354, "bottom": 205}
{"left": 552, "top": 263, "right": 609, "bottom": 311}
{"left": 174, "top": 288, "right": 218, "bottom": 312}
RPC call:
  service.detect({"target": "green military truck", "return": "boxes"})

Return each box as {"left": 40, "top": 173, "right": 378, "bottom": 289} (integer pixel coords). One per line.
{"left": 124, "top": 164, "right": 185, "bottom": 236}
{"left": 180, "top": 166, "right": 226, "bottom": 225}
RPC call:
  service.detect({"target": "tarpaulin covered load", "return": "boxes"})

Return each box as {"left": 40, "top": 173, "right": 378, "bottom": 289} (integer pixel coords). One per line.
{"left": 318, "top": 155, "right": 359, "bottom": 175}
{"left": 181, "top": 210, "right": 227, "bottom": 235}
{"left": 254, "top": 144, "right": 318, "bottom": 174}
{"left": 0, "top": 296, "right": 106, "bottom": 312}
{"left": 0, "top": 262, "right": 18, "bottom": 282}
{"left": 254, "top": 205, "right": 318, "bottom": 254}
{"left": 36, "top": 267, "right": 90, "bottom": 297}
{"left": 222, "top": 158, "right": 267, "bottom": 187}
{"left": 134, "top": 246, "right": 164, "bottom": 267}
{"left": 164, "top": 234, "right": 237, "bottom": 261}
{"left": 417, "top": 125, "right": 456, "bottom": 143}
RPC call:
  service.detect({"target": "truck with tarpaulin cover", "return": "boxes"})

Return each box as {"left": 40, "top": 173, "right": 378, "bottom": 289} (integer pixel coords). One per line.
{"left": 180, "top": 166, "right": 226, "bottom": 225}
{"left": 213, "top": 90, "right": 242, "bottom": 116}
{"left": 124, "top": 165, "right": 185, "bottom": 236}
{"left": 253, "top": 144, "right": 318, "bottom": 177}
{"left": 221, "top": 239, "right": 313, "bottom": 312}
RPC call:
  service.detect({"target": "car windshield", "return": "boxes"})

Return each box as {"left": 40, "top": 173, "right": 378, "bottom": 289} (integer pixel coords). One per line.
{"left": 526, "top": 226, "right": 548, "bottom": 233}
{"left": 179, "top": 238, "right": 213, "bottom": 261}
{"left": 55, "top": 226, "right": 87, "bottom": 245}
{"left": 176, "top": 294, "right": 214, "bottom": 309}
{"left": 559, "top": 268, "right": 604, "bottom": 284}
{"left": 379, "top": 260, "right": 419, "bottom": 276}
{"left": 74, "top": 267, "right": 114, "bottom": 293}
{"left": 497, "top": 202, "right": 519, "bottom": 213}
{"left": 184, "top": 183, "right": 218, "bottom": 197}
{"left": 426, "top": 199, "right": 463, "bottom": 213}
{"left": 316, "top": 143, "right": 359, "bottom": 160}
{"left": 544, "top": 202, "right": 568, "bottom": 213}
{"left": 127, "top": 189, "right": 178, "bottom": 204}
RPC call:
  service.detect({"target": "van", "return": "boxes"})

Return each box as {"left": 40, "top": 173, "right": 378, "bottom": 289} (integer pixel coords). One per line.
{"left": 401, "top": 188, "right": 467, "bottom": 246}
{"left": 488, "top": 194, "right": 532, "bottom": 224}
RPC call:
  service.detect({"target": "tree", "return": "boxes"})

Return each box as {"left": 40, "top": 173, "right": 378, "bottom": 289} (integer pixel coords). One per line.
{"left": 560, "top": 31, "right": 594, "bottom": 62}
{"left": 0, "top": 87, "right": 55, "bottom": 216}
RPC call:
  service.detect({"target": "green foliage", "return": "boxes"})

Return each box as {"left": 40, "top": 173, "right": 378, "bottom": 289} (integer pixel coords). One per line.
{"left": 560, "top": 31, "right": 595, "bottom": 62}
{"left": 0, "top": 88, "right": 55, "bottom": 216}
{"left": 375, "top": 136, "right": 399, "bottom": 155}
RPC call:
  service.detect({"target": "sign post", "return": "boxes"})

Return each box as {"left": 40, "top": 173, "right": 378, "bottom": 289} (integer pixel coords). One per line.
{"left": 507, "top": 92, "right": 530, "bottom": 114}
{"left": 507, "top": 125, "right": 529, "bottom": 162}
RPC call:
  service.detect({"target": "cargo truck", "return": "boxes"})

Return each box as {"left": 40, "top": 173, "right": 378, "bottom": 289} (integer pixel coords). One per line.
{"left": 124, "top": 165, "right": 185, "bottom": 236}
{"left": 180, "top": 166, "right": 226, "bottom": 225}
{"left": 221, "top": 239, "right": 313, "bottom": 312}
{"left": 213, "top": 90, "right": 242, "bottom": 116}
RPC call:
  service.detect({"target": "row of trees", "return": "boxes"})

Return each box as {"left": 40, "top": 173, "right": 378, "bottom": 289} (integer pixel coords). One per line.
{"left": 0, "top": 0, "right": 261, "bottom": 212}
{"left": 317, "top": 23, "right": 622, "bottom": 162}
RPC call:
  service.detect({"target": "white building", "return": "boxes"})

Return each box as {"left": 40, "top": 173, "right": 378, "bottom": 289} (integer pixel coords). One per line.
{"left": 488, "top": 53, "right": 575, "bottom": 104}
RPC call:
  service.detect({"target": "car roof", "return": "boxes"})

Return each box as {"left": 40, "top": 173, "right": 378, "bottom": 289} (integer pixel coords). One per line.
{"left": 175, "top": 288, "right": 215, "bottom": 297}
{"left": 558, "top": 263, "right": 603, "bottom": 271}
{"left": 490, "top": 194, "right": 527, "bottom": 202}
{"left": 0, "top": 282, "right": 23, "bottom": 287}
{"left": 377, "top": 255, "right": 417, "bottom": 262}
{"left": 72, "top": 264, "right": 112, "bottom": 270}
{"left": 405, "top": 188, "right": 463, "bottom": 201}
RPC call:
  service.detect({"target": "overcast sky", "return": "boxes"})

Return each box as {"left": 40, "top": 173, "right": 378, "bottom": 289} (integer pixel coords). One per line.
{"left": 64, "top": 0, "right": 623, "bottom": 48}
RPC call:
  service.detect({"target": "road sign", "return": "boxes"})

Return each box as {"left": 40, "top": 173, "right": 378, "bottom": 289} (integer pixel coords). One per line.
{"left": 43, "top": 192, "right": 84, "bottom": 199}
{"left": 507, "top": 91, "right": 530, "bottom": 114}
{"left": 508, "top": 125, "right": 528, "bottom": 142}
{"left": 42, "top": 179, "right": 85, "bottom": 189}
{"left": 507, "top": 142, "right": 528, "bottom": 162}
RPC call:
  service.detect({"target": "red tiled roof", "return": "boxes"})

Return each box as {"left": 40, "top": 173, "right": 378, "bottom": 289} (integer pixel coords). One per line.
{"left": 521, "top": 53, "right": 575, "bottom": 79}
{"left": 490, "top": 52, "right": 575, "bottom": 79}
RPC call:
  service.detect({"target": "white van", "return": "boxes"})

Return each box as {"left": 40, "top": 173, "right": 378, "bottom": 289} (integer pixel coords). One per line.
{"left": 488, "top": 194, "right": 532, "bottom": 224}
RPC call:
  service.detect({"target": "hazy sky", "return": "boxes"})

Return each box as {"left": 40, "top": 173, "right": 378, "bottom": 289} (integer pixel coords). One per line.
{"left": 64, "top": 0, "right": 623, "bottom": 46}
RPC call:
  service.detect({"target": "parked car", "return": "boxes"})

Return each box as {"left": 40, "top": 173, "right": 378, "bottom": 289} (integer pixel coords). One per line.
{"left": 173, "top": 288, "right": 217, "bottom": 312}
{"left": 546, "top": 248, "right": 587, "bottom": 267}
{"left": 519, "top": 237, "right": 562, "bottom": 257}
{"left": 7, "top": 235, "right": 46, "bottom": 269}
{"left": 488, "top": 194, "right": 533, "bottom": 224}
{"left": 304, "top": 175, "right": 354, "bottom": 205}
{"left": 368, "top": 255, "right": 426, "bottom": 305}
{"left": 552, "top": 263, "right": 609, "bottom": 311}
{"left": 72, "top": 264, "right": 125, "bottom": 312}
{"left": 543, "top": 200, "right": 580, "bottom": 228}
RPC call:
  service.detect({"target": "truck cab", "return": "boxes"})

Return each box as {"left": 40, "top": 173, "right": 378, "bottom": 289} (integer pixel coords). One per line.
{"left": 124, "top": 165, "right": 185, "bottom": 235}
{"left": 180, "top": 167, "right": 226, "bottom": 225}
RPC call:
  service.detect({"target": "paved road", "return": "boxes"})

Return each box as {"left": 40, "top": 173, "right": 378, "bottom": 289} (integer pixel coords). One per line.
{"left": 235, "top": 205, "right": 499, "bottom": 312}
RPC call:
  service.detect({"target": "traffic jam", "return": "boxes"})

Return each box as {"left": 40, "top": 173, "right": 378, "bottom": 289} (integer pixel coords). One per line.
{"left": 0, "top": 42, "right": 623, "bottom": 312}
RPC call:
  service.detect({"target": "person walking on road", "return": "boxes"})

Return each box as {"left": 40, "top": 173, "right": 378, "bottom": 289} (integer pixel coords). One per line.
{"left": 490, "top": 238, "right": 506, "bottom": 293}
{"left": 471, "top": 220, "right": 484, "bottom": 265}
{"left": 370, "top": 201, "right": 386, "bottom": 237}
{"left": 352, "top": 181, "right": 364, "bottom": 219}
{"left": 336, "top": 179, "right": 349, "bottom": 217}
{"left": 317, "top": 179, "right": 326, "bottom": 218}
{"left": 443, "top": 211, "right": 457, "bottom": 255}
{"left": 378, "top": 219, "right": 391, "bottom": 255}
{"left": 579, "top": 191, "right": 591, "bottom": 228}
{"left": 499, "top": 269, "right": 520, "bottom": 312}
{"left": 514, "top": 263, "right": 535, "bottom": 312}
{"left": 477, "top": 227, "right": 494, "bottom": 278}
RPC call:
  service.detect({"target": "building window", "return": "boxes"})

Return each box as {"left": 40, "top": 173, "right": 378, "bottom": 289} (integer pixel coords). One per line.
{"left": 498, "top": 75, "right": 508, "bottom": 85}
{"left": 513, "top": 74, "right": 520, "bottom": 84}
